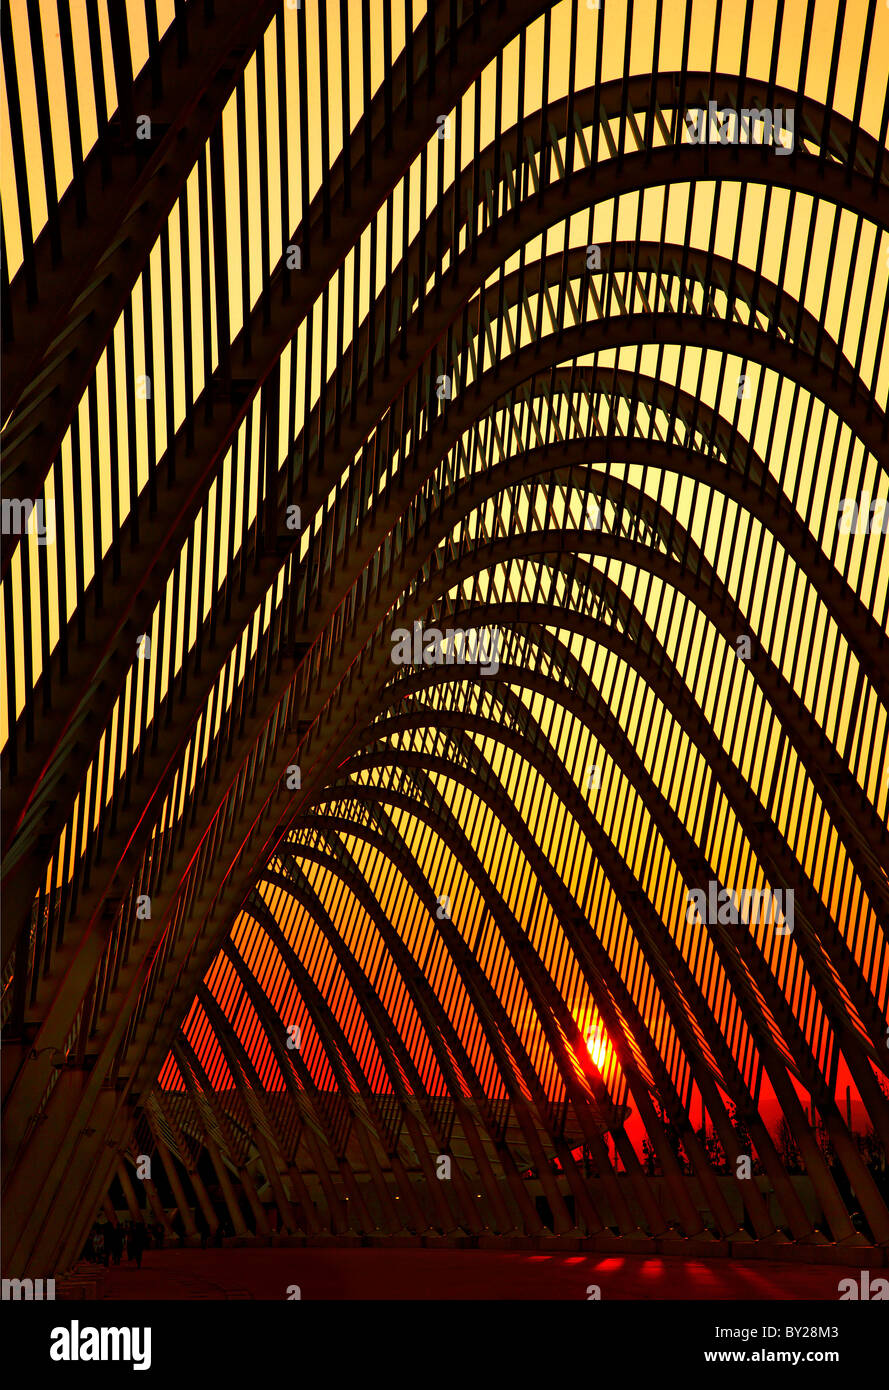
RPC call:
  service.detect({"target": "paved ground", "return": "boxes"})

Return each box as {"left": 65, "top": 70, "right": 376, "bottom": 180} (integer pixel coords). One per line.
{"left": 96, "top": 1247, "right": 867, "bottom": 1300}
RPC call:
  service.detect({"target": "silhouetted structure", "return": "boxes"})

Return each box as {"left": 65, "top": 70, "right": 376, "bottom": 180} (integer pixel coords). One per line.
{"left": 1, "top": 0, "right": 887, "bottom": 1282}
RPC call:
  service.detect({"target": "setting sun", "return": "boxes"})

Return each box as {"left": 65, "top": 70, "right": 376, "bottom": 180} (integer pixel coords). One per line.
{"left": 585, "top": 1025, "right": 611, "bottom": 1072}
{"left": 1, "top": 0, "right": 885, "bottom": 1337}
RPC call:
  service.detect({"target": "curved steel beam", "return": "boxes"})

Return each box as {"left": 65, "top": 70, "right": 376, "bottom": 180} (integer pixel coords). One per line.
{"left": 394, "top": 530, "right": 889, "bottom": 912}
{"left": 10, "top": 192, "right": 883, "bottom": 852}
{"left": 317, "top": 749, "right": 885, "bottom": 1243}
{"left": 373, "top": 624, "right": 887, "bottom": 1072}
{"left": 1, "top": 0, "right": 281, "bottom": 418}
{"left": 241, "top": 870, "right": 505, "bottom": 1234}
{"left": 259, "top": 860, "right": 574, "bottom": 1237}
{"left": 1, "top": 0, "right": 550, "bottom": 510}
{"left": 259, "top": 849, "right": 533, "bottom": 1235}
{"left": 360, "top": 687, "right": 889, "bottom": 1155}
{"left": 7, "top": 306, "right": 884, "bottom": 1008}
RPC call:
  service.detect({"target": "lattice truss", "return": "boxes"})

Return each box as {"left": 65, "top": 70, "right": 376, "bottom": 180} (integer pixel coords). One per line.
{"left": 1, "top": 0, "right": 887, "bottom": 1272}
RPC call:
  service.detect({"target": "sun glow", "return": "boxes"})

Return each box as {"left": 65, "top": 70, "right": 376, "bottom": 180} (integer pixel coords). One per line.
{"left": 585, "top": 1024, "right": 611, "bottom": 1072}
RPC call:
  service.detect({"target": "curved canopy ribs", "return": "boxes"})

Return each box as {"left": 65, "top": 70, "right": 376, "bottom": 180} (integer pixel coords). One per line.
{"left": 1, "top": 0, "right": 887, "bottom": 1275}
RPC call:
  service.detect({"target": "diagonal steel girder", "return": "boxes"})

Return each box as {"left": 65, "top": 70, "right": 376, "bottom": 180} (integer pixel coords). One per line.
{"left": 3, "top": 24, "right": 883, "bottom": 1273}
{"left": 6, "top": 81, "right": 886, "bottom": 865}
{"left": 1, "top": 0, "right": 282, "bottom": 421}
{"left": 9, "top": 113, "right": 886, "bottom": 841}
{"left": 0, "top": 0, "right": 556, "bottom": 542}
{"left": 5, "top": 301, "right": 885, "bottom": 991}
{"left": 316, "top": 741, "right": 886, "bottom": 1244}
{"left": 5, "top": 400, "right": 883, "bottom": 1173}
{"left": 6, "top": 225, "right": 881, "bottom": 851}
{"left": 13, "top": 503, "right": 883, "bottom": 1262}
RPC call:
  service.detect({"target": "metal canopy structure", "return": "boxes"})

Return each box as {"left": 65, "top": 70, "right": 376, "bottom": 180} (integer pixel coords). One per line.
{"left": 1, "top": 0, "right": 888, "bottom": 1278}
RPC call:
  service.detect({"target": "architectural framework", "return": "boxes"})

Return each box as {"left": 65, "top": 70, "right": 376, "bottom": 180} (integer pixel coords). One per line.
{"left": 1, "top": 0, "right": 888, "bottom": 1279}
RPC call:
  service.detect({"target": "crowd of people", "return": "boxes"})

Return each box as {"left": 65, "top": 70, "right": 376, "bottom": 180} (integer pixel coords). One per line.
{"left": 83, "top": 1204, "right": 242, "bottom": 1263}
{"left": 83, "top": 1219, "right": 160, "bottom": 1268}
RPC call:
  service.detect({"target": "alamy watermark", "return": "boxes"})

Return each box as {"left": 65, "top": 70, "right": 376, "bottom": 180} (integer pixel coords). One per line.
{"left": 390, "top": 621, "right": 500, "bottom": 676}
{"left": 837, "top": 1270, "right": 888, "bottom": 1300}
{"left": 1, "top": 498, "right": 55, "bottom": 546}
{"left": 2, "top": 1277, "right": 55, "bottom": 1299}
{"left": 686, "top": 882, "right": 794, "bottom": 935}
{"left": 49, "top": 1320, "right": 151, "bottom": 1370}
{"left": 837, "top": 494, "right": 888, "bottom": 535}
{"left": 685, "top": 102, "right": 795, "bottom": 155}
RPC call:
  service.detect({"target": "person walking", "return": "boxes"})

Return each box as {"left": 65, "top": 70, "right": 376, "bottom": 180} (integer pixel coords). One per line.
{"left": 107, "top": 1222, "right": 123, "bottom": 1266}
{"left": 195, "top": 1205, "right": 210, "bottom": 1249}
{"left": 91, "top": 1226, "right": 106, "bottom": 1266}
{"left": 127, "top": 1221, "right": 147, "bottom": 1269}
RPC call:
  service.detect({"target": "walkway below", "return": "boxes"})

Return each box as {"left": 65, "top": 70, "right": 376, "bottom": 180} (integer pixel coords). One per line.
{"left": 95, "top": 1247, "right": 866, "bottom": 1300}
